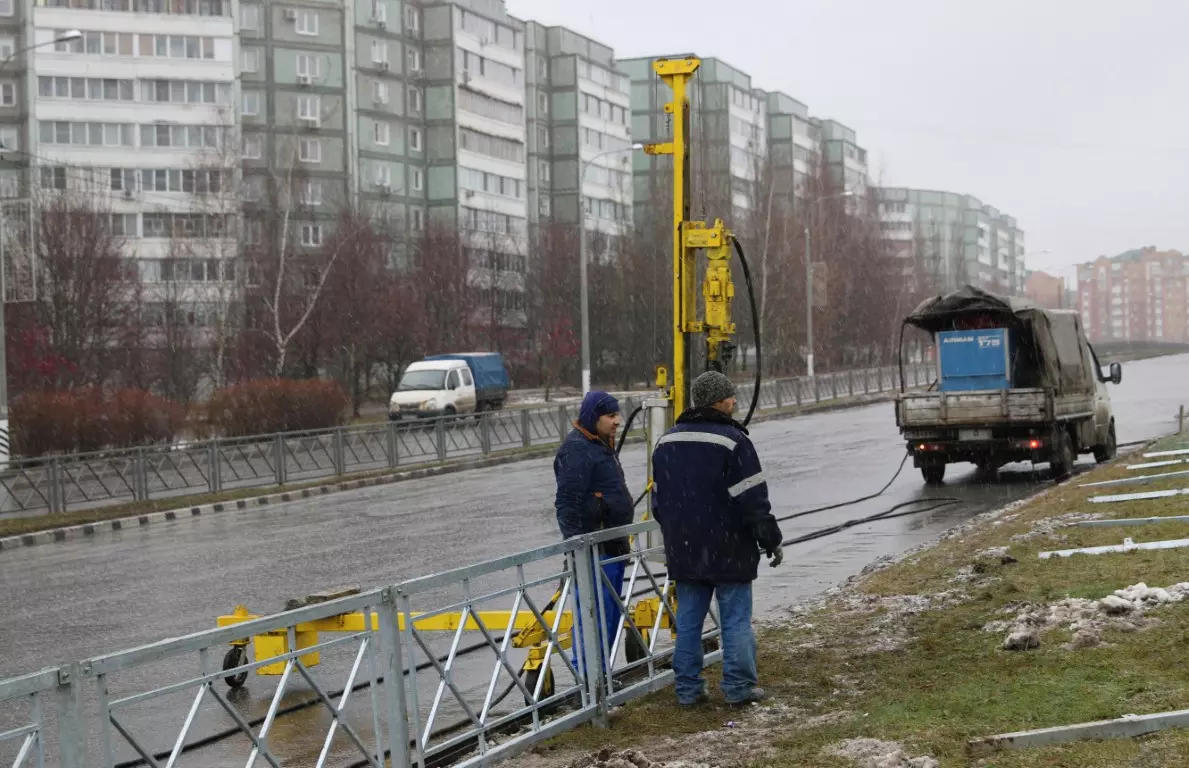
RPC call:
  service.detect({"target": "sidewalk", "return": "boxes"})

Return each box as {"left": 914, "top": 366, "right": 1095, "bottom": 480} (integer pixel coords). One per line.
{"left": 521, "top": 434, "right": 1189, "bottom": 768}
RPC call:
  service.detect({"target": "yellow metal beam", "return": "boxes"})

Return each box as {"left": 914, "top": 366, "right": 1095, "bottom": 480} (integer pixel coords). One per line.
{"left": 216, "top": 609, "right": 574, "bottom": 634}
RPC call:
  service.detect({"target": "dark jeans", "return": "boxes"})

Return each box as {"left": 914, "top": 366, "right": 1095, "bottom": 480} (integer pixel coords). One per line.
{"left": 673, "top": 580, "right": 757, "bottom": 704}
{"left": 572, "top": 556, "right": 626, "bottom": 678}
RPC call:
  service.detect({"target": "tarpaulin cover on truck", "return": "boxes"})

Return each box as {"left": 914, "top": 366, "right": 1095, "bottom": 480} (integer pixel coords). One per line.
{"left": 424, "top": 353, "right": 510, "bottom": 396}
{"left": 905, "top": 285, "right": 1096, "bottom": 395}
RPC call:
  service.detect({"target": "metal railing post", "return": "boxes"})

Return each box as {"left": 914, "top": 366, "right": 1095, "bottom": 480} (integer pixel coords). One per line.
{"left": 133, "top": 448, "right": 148, "bottom": 502}
{"left": 572, "top": 540, "right": 608, "bottom": 726}
{"left": 377, "top": 588, "right": 413, "bottom": 768}
{"left": 55, "top": 663, "right": 86, "bottom": 768}
{"left": 848, "top": 371, "right": 855, "bottom": 396}
{"left": 795, "top": 376, "right": 803, "bottom": 406}
{"left": 832, "top": 373, "right": 839, "bottom": 399}
{"left": 480, "top": 413, "right": 492, "bottom": 454}
{"left": 207, "top": 438, "right": 222, "bottom": 493}
{"left": 558, "top": 405, "right": 568, "bottom": 442}
{"left": 774, "top": 379, "right": 783, "bottom": 409}
{"left": 521, "top": 408, "right": 531, "bottom": 447}
{"left": 386, "top": 420, "right": 400, "bottom": 468}
{"left": 435, "top": 418, "right": 447, "bottom": 461}
{"left": 273, "top": 434, "right": 287, "bottom": 485}
{"left": 332, "top": 426, "right": 346, "bottom": 476}
{"left": 48, "top": 458, "right": 64, "bottom": 514}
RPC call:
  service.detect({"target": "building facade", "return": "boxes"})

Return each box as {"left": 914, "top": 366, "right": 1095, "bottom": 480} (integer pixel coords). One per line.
{"left": 1076, "top": 248, "right": 1188, "bottom": 343}
{"left": 876, "top": 187, "right": 1025, "bottom": 296}
{"left": 1023, "top": 270, "right": 1070, "bottom": 311}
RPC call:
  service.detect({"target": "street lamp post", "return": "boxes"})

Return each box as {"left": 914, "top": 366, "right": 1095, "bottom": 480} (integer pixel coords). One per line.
{"left": 803, "top": 189, "right": 854, "bottom": 378}
{"left": 578, "top": 142, "right": 642, "bottom": 395}
{"left": 0, "top": 29, "right": 81, "bottom": 451}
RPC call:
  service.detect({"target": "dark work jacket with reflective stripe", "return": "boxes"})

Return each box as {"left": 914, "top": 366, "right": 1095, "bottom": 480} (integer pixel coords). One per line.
{"left": 651, "top": 408, "right": 783, "bottom": 583}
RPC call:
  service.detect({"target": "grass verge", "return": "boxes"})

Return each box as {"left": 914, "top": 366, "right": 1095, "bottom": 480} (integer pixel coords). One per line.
{"left": 524, "top": 434, "right": 1189, "bottom": 768}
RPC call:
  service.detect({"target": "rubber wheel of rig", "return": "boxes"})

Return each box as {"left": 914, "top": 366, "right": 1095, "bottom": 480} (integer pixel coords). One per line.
{"left": 921, "top": 465, "right": 946, "bottom": 485}
{"left": 625, "top": 632, "right": 649, "bottom": 665}
{"left": 1093, "top": 422, "right": 1117, "bottom": 464}
{"left": 1050, "top": 430, "right": 1075, "bottom": 480}
{"left": 222, "top": 647, "right": 249, "bottom": 689}
{"left": 521, "top": 667, "right": 557, "bottom": 714}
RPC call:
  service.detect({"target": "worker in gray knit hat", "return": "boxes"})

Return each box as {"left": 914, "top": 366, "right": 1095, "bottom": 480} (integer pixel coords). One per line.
{"left": 649, "top": 369, "right": 783, "bottom": 708}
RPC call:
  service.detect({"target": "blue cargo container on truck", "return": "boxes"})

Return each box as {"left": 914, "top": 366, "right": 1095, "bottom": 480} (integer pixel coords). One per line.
{"left": 895, "top": 287, "right": 1122, "bottom": 485}
{"left": 424, "top": 353, "right": 510, "bottom": 411}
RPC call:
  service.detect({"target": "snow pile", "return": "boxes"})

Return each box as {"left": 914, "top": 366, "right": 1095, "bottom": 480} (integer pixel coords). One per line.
{"left": 991, "top": 582, "right": 1189, "bottom": 650}
{"left": 1009, "top": 511, "right": 1102, "bottom": 543}
{"left": 824, "top": 738, "right": 938, "bottom": 768}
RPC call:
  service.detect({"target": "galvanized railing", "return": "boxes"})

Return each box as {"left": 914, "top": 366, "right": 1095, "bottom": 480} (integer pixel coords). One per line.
{"left": 0, "top": 364, "right": 931, "bottom": 517}
{"left": 0, "top": 521, "right": 716, "bottom": 768}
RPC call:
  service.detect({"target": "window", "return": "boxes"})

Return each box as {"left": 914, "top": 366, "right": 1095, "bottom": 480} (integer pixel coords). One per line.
{"left": 0, "top": 0, "right": 14, "bottom": 15}
{"left": 242, "top": 90, "right": 260, "bottom": 116}
{"left": 240, "top": 4, "right": 260, "bottom": 30}
{"left": 411, "top": 208, "right": 423, "bottom": 231}
{"left": 242, "top": 132, "right": 263, "bottom": 159}
{"left": 373, "top": 163, "right": 390, "bottom": 187}
{"left": 409, "top": 127, "right": 422, "bottom": 152}
{"left": 371, "top": 40, "right": 388, "bottom": 65}
{"left": 241, "top": 48, "right": 260, "bottom": 72}
{"left": 408, "top": 86, "right": 422, "bottom": 113}
{"left": 296, "top": 53, "right": 319, "bottom": 80}
{"left": 457, "top": 89, "right": 523, "bottom": 124}
{"left": 537, "top": 125, "right": 549, "bottom": 149}
{"left": 40, "top": 166, "right": 67, "bottom": 190}
{"left": 300, "top": 181, "right": 322, "bottom": 206}
{"left": 140, "top": 34, "right": 215, "bottom": 60}
{"left": 297, "top": 95, "right": 320, "bottom": 125}
{"left": 143, "top": 79, "right": 229, "bottom": 105}
{"left": 373, "top": 120, "right": 390, "bottom": 145}
{"left": 458, "top": 129, "right": 524, "bottom": 163}
{"left": 39, "top": 76, "right": 135, "bottom": 102}
{"left": 0, "top": 126, "right": 16, "bottom": 150}
{"left": 40, "top": 121, "right": 134, "bottom": 147}
{"left": 537, "top": 92, "right": 547, "bottom": 115}
{"left": 407, "top": 48, "right": 420, "bottom": 72}
{"left": 371, "top": 0, "right": 386, "bottom": 23}
{"left": 373, "top": 80, "right": 389, "bottom": 105}
{"left": 298, "top": 137, "right": 321, "bottom": 163}
{"left": 296, "top": 9, "right": 319, "bottom": 35}
{"left": 536, "top": 55, "right": 546, "bottom": 78}
{"left": 140, "top": 123, "right": 219, "bottom": 148}
{"left": 405, "top": 5, "right": 419, "bottom": 31}
{"left": 538, "top": 160, "right": 550, "bottom": 182}
{"left": 110, "top": 168, "right": 137, "bottom": 191}
{"left": 300, "top": 224, "right": 322, "bottom": 246}
{"left": 411, "top": 168, "right": 423, "bottom": 191}
{"left": 0, "top": 38, "right": 13, "bottom": 59}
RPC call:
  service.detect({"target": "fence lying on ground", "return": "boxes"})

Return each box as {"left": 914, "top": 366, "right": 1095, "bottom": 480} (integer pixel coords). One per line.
{"left": 0, "top": 521, "right": 712, "bottom": 768}
{"left": 0, "top": 364, "right": 931, "bottom": 517}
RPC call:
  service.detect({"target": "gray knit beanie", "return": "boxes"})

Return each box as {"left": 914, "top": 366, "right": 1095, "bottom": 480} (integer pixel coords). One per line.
{"left": 691, "top": 371, "right": 737, "bottom": 409}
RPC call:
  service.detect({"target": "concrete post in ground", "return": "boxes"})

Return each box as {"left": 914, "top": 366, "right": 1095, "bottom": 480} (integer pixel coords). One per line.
{"left": 386, "top": 421, "right": 399, "bottom": 468}
{"left": 273, "top": 434, "right": 287, "bottom": 485}
{"left": 521, "top": 409, "right": 531, "bottom": 448}
{"left": 207, "top": 439, "right": 222, "bottom": 493}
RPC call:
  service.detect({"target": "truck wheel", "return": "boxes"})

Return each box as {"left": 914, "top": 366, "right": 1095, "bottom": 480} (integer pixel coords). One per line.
{"left": 1050, "top": 430, "right": 1075, "bottom": 480}
{"left": 921, "top": 465, "right": 945, "bottom": 485}
{"left": 1093, "top": 422, "right": 1117, "bottom": 464}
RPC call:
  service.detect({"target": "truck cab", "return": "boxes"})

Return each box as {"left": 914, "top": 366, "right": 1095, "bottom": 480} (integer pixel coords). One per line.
{"left": 389, "top": 359, "right": 477, "bottom": 420}
{"left": 896, "top": 288, "right": 1122, "bottom": 484}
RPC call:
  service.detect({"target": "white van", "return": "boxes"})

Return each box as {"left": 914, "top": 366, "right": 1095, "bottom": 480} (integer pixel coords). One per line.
{"left": 388, "top": 359, "right": 477, "bottom": 419}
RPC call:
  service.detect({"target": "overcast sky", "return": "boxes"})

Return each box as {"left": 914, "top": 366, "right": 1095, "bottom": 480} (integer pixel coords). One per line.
{"left": 506, "top": 0, "right": 1189, "bottom": 280}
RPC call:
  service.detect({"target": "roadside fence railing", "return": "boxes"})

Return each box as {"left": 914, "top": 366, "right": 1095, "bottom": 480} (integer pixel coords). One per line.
{"left": 0, "top": 364, "right": 931, "bottom": 518}
{"left": 0, "top": 521, "right": 718, "bottom": 768}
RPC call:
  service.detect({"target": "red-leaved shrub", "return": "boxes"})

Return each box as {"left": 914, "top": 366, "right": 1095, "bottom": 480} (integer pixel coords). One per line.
{"left": 11, "top": 388, "right": 186, "bottom": 457}
{"left": 207, "top": 379, "right": 349, "bottom": 438}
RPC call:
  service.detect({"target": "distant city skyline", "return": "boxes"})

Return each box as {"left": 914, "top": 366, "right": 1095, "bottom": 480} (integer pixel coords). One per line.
{"left": 506, "top": 0, "right": 1189, "bottom": 276}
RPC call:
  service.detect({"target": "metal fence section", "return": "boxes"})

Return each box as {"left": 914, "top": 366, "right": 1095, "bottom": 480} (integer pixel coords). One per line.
{"left": 0, "top": 366, "right": 930, "bottom": 518}
{"left": 0, "top": 522, "right": 721, "bottom": 768}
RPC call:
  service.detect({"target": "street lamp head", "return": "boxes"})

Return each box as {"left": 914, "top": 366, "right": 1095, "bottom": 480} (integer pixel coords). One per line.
{"left": 631, "top": 142, "right": 644, "bottom": 150}
{"left": 56, "top": 30, "right": 83, "bottom": 42}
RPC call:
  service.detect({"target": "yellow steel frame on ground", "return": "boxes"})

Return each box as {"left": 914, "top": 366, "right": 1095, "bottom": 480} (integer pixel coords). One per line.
{"left": 217, "top": 589, "right": 677, "bottom": 677}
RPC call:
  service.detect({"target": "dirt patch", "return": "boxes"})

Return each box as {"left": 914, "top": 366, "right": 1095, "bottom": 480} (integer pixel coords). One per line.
{"left": 823, "top": 738, "right": 939, "bottom": 768}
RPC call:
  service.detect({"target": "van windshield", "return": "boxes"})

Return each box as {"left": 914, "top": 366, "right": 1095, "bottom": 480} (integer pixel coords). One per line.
{"left": 398, "top": 370, "right": 447, "bottom": 391}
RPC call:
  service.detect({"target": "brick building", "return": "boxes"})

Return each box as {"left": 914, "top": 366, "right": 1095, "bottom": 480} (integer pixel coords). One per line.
{"left": 1076, "top": 248, "right": 1188, "bottom": 342}
{"left": 1023, "top": 270, "right": 1069, "bottom": 310}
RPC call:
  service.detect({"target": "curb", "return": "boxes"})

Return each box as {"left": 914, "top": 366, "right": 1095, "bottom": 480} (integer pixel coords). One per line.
{"left": 0, "top": 390, "right": 896, "bottom": 553}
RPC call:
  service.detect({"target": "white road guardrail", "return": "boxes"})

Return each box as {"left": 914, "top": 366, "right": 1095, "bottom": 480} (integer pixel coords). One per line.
{"left": 0, "top": 521, "right": 710, "bottom": 768}
{"left": 0, "top": 365, "right": 930, "bottom": 517}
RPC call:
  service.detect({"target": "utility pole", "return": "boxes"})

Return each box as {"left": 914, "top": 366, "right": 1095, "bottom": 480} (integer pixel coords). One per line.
{"left": 804, "top": 189, "right": 854, "bottom": 378}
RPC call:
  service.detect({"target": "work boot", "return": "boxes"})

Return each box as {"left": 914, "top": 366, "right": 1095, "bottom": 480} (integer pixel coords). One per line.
{"left": 726, "top": 687, "right": 766, "bottom": 707}
{"left": 677, "top": 682, "right": 710, "bottom": 708}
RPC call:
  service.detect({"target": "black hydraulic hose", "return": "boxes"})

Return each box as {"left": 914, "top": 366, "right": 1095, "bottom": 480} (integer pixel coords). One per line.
{"left": 616, "top": 405, "right": 644, "bottom": 457}
{"left": 731, "top": 238, "right": 762, "bottom": 428}
{"left": 781, "top": 498, "right": 961, "bottom": 548}
{"left": 774, "top": 450, "right": 914, "bottom": 524}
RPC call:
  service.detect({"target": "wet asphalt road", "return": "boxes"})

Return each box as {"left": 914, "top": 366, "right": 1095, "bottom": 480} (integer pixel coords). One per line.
{"left": 0, "top": 354, "right": 1185, "bottom": 764}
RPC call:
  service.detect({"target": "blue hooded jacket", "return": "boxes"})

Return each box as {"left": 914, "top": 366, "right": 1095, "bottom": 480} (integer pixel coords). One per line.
{"left": 553, "top": 392, "right": 635, "bottom": 544}
{"left": 651, "top": 407, "right": 783, "bottom": 583}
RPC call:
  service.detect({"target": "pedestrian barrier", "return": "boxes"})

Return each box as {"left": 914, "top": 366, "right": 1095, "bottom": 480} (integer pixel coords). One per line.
{"left": 0, "top": 365, "right": 931, "bottom": 517}
{"left": 0, "top": 520, "right": 713, "bottom": 768}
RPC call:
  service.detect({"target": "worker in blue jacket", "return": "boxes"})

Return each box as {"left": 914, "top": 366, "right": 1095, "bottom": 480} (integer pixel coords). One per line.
{"left": 554, "top": 390, "right": 634, "bottom": 674}
{"left": 652, "top": 371, "right": 784, "bottom": 707}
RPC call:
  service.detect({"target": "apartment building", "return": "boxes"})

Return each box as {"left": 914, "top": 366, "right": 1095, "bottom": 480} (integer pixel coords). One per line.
{"left": 1076, "top": 248, "right": 1188, "bottom": 343}
{"left": 523, "top": 21, "right": 632, "bottom": 258}
{"left": 0, "top": 0, "right": 237, "bottom": 317}
{"left": 814, "top": 118, "right": 866, "bottom": 202}
{"left": 764, "top": 91, "right": 819, "bottom": 211}
{"left": 620, "top": 55, "right": 766, "bottom": 227}
{"left": 1023, "top": 270, "right": 1071, "bottom": 311}
{"left": 876, "top": 187, "right": 1026, "bottom": 296}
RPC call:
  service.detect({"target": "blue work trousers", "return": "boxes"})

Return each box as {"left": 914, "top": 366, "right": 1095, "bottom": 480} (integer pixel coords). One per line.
{"left": 571, "top": 556, "right": 626, "bottom": 679}
{"left": 673, "top": 580, "right": 757, "bottom": 705}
